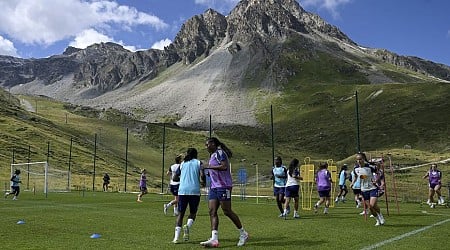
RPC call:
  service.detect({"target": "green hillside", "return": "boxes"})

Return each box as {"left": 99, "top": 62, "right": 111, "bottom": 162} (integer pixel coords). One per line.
{"left": 256, "top": 82, "right": 450, "bottom": 157}
{"left": 1, "top": 79, "right": 449, "bottom": 194}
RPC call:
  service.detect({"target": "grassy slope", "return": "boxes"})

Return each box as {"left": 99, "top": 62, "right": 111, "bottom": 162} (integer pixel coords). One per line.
{"left": 253, "top": 44, "right": 450, "bottom": 160}
{"left": 1, "top": 56, "right": 449, "bottom": 192}
{"left": 260, "top": 82, "right": 450, "bottom": 158}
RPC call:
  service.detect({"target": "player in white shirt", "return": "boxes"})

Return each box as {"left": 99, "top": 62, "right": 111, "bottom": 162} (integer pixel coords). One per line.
{"left": 164, "top": 154, "right": 183, "bottom": 216}
{"left": 282, "top": 158, "right": 302, "bottom": 218}
{"left": 354, "top": 152, "right": 385, "bottom": 226}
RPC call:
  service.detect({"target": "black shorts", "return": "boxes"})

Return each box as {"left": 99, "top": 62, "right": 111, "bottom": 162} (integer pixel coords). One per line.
{"left": 178, "top": 195, "right": 201, "bottom": 214}
{"left": 10, "top": 186, "right": 20, "bottom": 194}
{"left": 170, "top": 184, "right": 179, "bottom": 196}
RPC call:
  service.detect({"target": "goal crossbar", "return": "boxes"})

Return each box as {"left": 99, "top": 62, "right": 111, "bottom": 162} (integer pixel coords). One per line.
{"left": 11, "top": 161, "right": 48, "bottom": 166}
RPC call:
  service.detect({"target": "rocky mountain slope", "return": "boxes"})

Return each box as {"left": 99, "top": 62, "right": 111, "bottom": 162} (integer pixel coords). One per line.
{"left": 1, "top": 0, "right": 449, "bottom": 129}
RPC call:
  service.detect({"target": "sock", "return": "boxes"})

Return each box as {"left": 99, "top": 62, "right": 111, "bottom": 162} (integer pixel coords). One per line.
{"left": 174, "top": 226, "right": 181, "bottom": 240}
{"left": 211, "top": 230, "right": 218, "bottom": 240}
{"left": 238, "top": 227, "right": 245, "bottom": 234}
{"left": 186, "top": 218, "right": 194, "bottom": 227}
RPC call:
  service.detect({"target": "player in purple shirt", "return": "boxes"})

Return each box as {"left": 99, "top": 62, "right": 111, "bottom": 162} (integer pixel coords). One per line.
{"left": 200, "top": 137, "right": 249, "bottom": 248}
{"left": 423, "top": 164, "right": 444, "bottom": 207}
{"left": 137, "top": 168, "right": 148, "bottom": 202}
{"left": 373, "top": 161, "right": 385, "bottom": 197}
{"left": 314, "top": 162, "right": 333, "bottom": 214}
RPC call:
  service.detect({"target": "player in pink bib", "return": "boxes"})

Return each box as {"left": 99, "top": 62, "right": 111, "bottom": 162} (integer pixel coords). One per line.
{"left": 423, "top": 164, "right": 444, "bottom": 207}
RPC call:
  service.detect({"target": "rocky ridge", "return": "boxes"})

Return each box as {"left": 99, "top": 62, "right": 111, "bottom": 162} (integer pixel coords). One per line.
{"left": 1, "top": 0, "right": 449, "bottom": 128}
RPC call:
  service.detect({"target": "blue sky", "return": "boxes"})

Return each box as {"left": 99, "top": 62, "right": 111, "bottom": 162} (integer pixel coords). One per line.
{"left": 0, "top": 0, "right": 449, "bottom": 66}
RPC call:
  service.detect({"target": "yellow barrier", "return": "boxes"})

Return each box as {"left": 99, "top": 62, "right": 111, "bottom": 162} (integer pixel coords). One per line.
{"left": 300, "top": 157, "right": 315, "bottom": 210}
{"left": 327, "top": 159, "right": 337, "bottom": 208}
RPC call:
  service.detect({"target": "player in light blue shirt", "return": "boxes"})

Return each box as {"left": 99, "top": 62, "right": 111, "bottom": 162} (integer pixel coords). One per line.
{"left": 350, "top": 164, "right": 363, "bottom": 211}
{"left": 5, "top": 169, "right": 21, "bottom": 200}
{"left": 172, "top": 148, "right": 205, "bottom": 244}
{"left": 272, "top": 156, "right": 288, "bottom": 217}
{"left": 335, "top": 164, "right": 348, "bottom": 203}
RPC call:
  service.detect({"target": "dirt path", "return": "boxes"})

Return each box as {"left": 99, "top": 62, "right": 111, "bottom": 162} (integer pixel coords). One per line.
{"left": 20, "top": 98, "right": 35, "bottom": 112}
{"left": 398, "top": 158, "right": 450, "bottom": 170}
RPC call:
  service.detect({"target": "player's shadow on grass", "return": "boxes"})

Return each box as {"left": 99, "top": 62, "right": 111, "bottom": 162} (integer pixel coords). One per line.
{"left": 168, "top": 237, "right": 327, "bottom": 248}
{"left": 239, "top": 236, "right": 327, "bottom": 247}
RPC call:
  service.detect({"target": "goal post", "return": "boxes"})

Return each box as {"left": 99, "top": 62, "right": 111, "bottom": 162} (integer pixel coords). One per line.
{"left": 10, "top": 161, "right": 70, "bottom": 194}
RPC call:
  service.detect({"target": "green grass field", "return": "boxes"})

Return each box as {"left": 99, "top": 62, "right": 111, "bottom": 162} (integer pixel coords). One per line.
{"left": 1, "top": 191, "right": 449, "bottom": 249}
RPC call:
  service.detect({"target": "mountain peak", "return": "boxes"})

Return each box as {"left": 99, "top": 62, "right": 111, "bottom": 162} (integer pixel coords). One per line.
{"left": 2, "top": 0, "right": 450, "bottom": 129}
{"left": 226, "top": 0, "right": 353, "bottom": 45}
{"left": 63, "top": 46, "right": 82, "bottom": 56}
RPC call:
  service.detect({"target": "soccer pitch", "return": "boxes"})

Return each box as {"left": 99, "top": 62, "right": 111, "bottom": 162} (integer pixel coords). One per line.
{"left": 1, "top": 191, "right": 449, "bottom": 249}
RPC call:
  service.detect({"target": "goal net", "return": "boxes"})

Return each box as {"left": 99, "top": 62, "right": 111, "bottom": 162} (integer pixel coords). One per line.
{"left": 10, "top": 162, "right": 70, "bottom": 193}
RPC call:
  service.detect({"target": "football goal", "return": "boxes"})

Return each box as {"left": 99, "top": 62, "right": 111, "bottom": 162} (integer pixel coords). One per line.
{"left": 10, "top": 161, "right": 70, "bottom": 194}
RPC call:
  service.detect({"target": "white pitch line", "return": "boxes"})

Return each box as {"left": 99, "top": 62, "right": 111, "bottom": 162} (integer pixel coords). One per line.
{"left": 361, "top": 218, "right": 450, "bottom": 250}
{"left": 420, "top": 211, "right": 450, "bottom": 217}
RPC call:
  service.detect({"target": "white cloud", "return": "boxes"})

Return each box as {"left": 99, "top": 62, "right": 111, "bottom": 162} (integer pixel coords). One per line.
{"left": 194, "top": 0, "right": 239, "bottom": 6}
{"left": 69, "top": 29, "right": 114, "bottom": 49}
{"left": 122, "top": 44, "right": 138, "bottom": 52}
{"left": 0, "top": 35, "right": 19, "bottom": 57}
{"left": 89, "top": 1, "right": 168, "bottom": 30}
{"left": 69, "top": 28, "right": 138, "bottom": 52}
{"left": 300, "top": 0, "right": 352, "bottom": 18}
{"left": 151, "top": 39, "right": 172, "bottom": 50}
{"left": 0, "top": 0, "right": 168, "bottom": 45}
{"left": 194, "top": 0, "right": 239, "bottom": 13}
